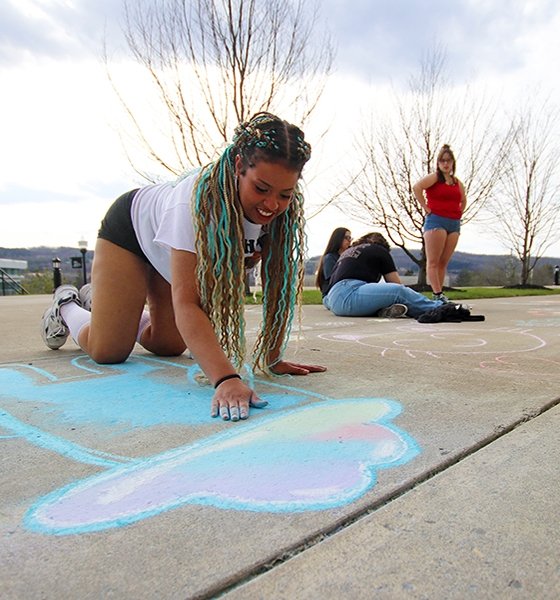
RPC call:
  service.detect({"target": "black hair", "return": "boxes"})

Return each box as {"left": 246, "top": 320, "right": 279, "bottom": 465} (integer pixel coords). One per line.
{"left": 315, "top": 227, "right": 351, "bottom": 290}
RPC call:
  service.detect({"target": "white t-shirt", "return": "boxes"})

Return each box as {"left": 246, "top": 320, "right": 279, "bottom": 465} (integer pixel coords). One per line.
{"left": 131, "top": 170, "right": 263, "bottom": 282}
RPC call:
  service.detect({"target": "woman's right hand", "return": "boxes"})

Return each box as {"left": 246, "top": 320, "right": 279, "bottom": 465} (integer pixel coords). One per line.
{"left": 210, "top": 378, "right": 268, "bottom": 421}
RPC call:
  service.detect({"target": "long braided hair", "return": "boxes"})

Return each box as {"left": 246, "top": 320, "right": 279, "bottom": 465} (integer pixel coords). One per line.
{"left": 192, "top": 112, "right": 312, "bottom": 373}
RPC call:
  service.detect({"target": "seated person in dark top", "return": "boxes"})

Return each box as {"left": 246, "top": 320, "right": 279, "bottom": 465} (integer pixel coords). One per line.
{"left": 323, "top": 232, "right": 446, "bottom": 318}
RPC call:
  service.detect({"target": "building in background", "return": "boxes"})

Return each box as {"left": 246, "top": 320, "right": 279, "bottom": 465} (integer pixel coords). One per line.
{"left": 0, "top": 258, "right": 28, "bottom": 295}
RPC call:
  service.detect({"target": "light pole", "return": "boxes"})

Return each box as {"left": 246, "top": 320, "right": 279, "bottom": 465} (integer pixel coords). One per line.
{"left": 52, "top": 257, "right": 62, "bottom": 291}
{"left": 78, "top": 239, "right": 88, "bottom": 287}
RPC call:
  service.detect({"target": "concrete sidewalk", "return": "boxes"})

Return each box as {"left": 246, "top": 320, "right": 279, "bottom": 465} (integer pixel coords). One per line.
{"left": 1, "top": 294, "right": 559, "bottom": 599}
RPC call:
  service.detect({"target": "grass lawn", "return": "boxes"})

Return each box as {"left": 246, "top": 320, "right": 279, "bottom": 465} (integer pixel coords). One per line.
{"left": 246, "top": 287, "right": 560, "bottom": 305}
{"left": 434, "top": 287, "right": 560, "bottom": 302}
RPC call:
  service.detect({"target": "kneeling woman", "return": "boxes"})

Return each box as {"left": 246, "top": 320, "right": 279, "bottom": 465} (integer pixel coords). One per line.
{"left": 40, "top": 112, "right": 325, "bottom": 422}
{"left": 323, "top": 232, "right": 444, "bottom": 318}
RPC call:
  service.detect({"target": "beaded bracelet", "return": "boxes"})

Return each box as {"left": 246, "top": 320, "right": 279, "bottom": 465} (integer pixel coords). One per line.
{"left": 214, "top": 373, "right": 241, "bottom": 389}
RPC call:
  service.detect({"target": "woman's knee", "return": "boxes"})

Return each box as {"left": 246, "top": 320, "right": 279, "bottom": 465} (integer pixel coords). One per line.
{"left": 87, "top": 338, "right": 134, "bottom": 365}
{"left": 156, "top": 343, "right": 188, "bottom": 357}
{"left": 435, "top": 256, "right": 450, "bottom": 269}
{"left": 88, "top": 349, "right": 130, "bottom": 365}
{"left": 324, "top": 299, "right": 346, "bottom": 316}
{"left": 427, "top": 259, "right": 443, "bottom": 271}
{"left": 144, "top": 340, "right": 187, "bottom": 357}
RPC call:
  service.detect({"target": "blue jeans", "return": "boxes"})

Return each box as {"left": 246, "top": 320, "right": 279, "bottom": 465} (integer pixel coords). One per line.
{"left": 323, "top": 279, "right": 443, "bottom": 318}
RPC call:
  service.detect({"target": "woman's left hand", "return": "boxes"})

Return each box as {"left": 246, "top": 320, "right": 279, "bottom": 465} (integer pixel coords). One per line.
{"left": 270, "top": 360, "right": 327, "bottom": 376}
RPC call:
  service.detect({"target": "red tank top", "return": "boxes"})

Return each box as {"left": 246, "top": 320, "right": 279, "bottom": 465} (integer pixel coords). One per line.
{"left": 425, "top": 180, "right": 463, "bottom": 219}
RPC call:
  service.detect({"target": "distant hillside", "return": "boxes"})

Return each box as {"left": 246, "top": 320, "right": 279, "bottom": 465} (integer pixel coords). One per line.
{"left": 3, "top": 245, "right": 560, "bottom": 275}
{"left": 0, "top": 247, "right": 94, "bottom": 272}
{"left": 306, "top": 248, "right": 560, "bottom": 275}
{"left": 393, "top": 248, "right": 560, "bottom": 273}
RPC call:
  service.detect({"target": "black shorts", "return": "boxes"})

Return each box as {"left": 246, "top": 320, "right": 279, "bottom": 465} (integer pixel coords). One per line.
{"left": 98, "top": 189, "right": 149, "bottom": 262}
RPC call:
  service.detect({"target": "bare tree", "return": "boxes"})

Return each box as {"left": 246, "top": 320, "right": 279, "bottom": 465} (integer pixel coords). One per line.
{"left": 344, "top": 49, "right": 513, "bottom": 287}
{"left": 487, "top": 100, "right": 560, "bottom": 285}
{"left": 105, "top": 0, "right": 333, "bottom": 181}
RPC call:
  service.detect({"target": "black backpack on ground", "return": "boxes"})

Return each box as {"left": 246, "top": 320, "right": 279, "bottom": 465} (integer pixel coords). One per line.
{"left": 417, "top": 303, "right": 485, "bottom": 323}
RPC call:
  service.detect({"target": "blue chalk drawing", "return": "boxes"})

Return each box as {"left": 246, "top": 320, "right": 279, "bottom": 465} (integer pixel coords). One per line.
{"left": 0, "top": 357, "right": 306, "bottom": 432}
{"left": 0, "top": 357, "right": 420, "bottom": 535}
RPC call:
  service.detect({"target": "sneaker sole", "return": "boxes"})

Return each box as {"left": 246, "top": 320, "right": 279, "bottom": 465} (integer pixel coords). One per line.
{"left": 379, "top": 304, "right": 408, "bottom": 318}
{"left": 79, "top": 284, "right": 92, "bottom": 311}
{"left": 41, "top": 307, "right": 69, "bottom": 349}
{"left": 41, "top": 285, "right": 80, "bottom": 349}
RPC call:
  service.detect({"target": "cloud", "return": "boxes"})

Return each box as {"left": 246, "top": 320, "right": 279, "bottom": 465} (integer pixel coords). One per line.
{"left": 0, "top": 0, "right": 79, "bottom": 62}
{"left": 0, "top": 0, "right": 130, "bottom": 64}
{"left": 3, "top": 0, "right": 558, "bottom": 87}
{"left": 1, "top": 0, "right": 559, "bottom": 257}
{"left": 320, "top": 0, "right": 558, "bottom": 84}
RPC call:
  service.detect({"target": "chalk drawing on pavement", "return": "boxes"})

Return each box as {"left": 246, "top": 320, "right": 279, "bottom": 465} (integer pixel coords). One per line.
{"left": 0, "top": 357, "right": 420, "bottom": 535}
{"left": 318, "top": 326, "right": 547, "bottom": 359}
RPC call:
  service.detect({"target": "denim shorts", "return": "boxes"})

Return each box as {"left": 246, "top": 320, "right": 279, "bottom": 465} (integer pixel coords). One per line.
{"left": 423, "top": 213, "right": 461, "bottom": 234}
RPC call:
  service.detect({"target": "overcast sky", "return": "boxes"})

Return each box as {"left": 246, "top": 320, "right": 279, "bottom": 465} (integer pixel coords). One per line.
{"left": 1, "top": 0, "right": 559, "bottom": 258}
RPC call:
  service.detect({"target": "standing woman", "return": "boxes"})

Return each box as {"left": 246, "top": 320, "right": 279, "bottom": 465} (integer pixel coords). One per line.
{"left": 315, "top": 227, "right": 352, "bottom": 296}
{"left": 413, "top": 144, "right": 466, "bottom": 302}
{"left": 41, "top": 112, "right": 325, "bottom": 422}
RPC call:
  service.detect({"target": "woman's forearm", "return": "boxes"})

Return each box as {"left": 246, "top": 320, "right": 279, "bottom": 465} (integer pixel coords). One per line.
{"left": 175, "top": 302, "right": 238, "bottom": 384}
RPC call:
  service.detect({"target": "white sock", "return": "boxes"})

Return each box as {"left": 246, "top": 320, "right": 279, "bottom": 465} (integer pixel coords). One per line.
{"left": 60, "top": 304, "right": 151, "bottom": 346}
{"left": 136, "top": 310, "right": 151, "bottom": 343}
{"left": 60, "top": 302, "right": 91, "bottom": 345}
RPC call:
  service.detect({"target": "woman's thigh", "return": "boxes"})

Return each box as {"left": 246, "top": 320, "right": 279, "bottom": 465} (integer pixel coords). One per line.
{"left": 143, "top": 268, "right": 187, "bottom": 356}
{"left": 86, "top": 238, "right": 150, "bottom": 362}
{"left": 351, "top": 282, "right": 403, "bottom": 315}
{"left": 330, "top": 281, "right": 399, "bottom": 316}
{"left": 440, "top": 232, "right": 460, "bottom": 265}
{"left": 423, "top": 229, "right": 448, "bottom": 263}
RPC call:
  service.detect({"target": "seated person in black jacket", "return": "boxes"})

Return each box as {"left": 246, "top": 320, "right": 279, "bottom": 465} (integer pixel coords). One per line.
{"left": 323, "top": 232, "right": 446, "bottom": 318}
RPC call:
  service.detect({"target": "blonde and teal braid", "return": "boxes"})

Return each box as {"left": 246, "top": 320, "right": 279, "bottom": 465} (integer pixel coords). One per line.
{"left": 252, "top": 188, "right": 306, "bottom": 372}
{"left": 192, "top": 112, "right": 311, "bottom": 373}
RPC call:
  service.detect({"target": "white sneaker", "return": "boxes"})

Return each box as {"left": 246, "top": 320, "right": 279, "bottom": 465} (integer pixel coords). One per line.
{"left": 79, "top": 283, "right": 92, "bottom": 311}
{"left": 433, "top": 293, "right": 450, "bottom": 303}
{"left": 41, "top": 285, "right": 80, "bottom": 349}
{"left": 377, "top": 303, "right": 408, "bottom": 318}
